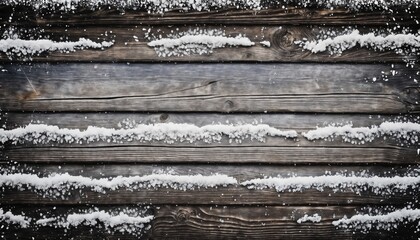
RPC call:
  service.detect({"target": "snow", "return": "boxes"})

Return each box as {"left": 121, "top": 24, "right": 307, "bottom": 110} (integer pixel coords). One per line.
{"left": 333, "top": 208, "right": 420, "bottom": 232}
{"left": 2, "top": 208, "right": 153, "bottom": 235}
{"left": 297, "top": 214, "right": 322, "bottom": 223}
{"left": 0, "top": 123, "right": 297, "bottom": 145}
{"left": 260, "top": 41, "right": 271, "bottom": 47}
{"left": 65, "top": 211, "right": 153, "bottom": 228}
{"left": 0, "top": 209, "right": 31, "bottom": 228}
{"left": 147, "top": 29, "right": 254, "bottom": 57}
{"left": 297, "top": 30, "right": 420, "bottom": 55}
{"left": 0, "top": 172, "right": 238, "bottom": 194}
{"left": 303, "top": 121, "right": 420, "bottom": 144}
{"left": 3, "top": 0, "right": 419, "bottom": 13}
{"left": 0, "top": 37, "right": 113, "bottom": 58}
{"left": 241, "top": 174, "right": 420, "bottom": 195}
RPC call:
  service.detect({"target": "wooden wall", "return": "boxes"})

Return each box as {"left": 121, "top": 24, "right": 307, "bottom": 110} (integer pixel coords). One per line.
{"left": 0, "top": 2, "right": 419, "bottom": 239}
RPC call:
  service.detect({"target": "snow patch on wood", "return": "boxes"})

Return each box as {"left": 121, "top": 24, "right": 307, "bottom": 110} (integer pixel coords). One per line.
{"left": 297, "top": 214, "right": 322, "bottom": 223}
{"left": 147, "top": 29, "right": 254, "bottom": 57}
{"left": 333, "top": 208, "right": 420, "bottom": 232}
{"left": 296, "top": 30, "right": 420, "bottom": 55}
{"left": 0, "top": 123, "right": 297, "bottom": 145}
{"left": 0, "top": 209, "right": 31, "bottom": 228}
{"left": 0, "top": 37, "right": 113, "bottom": 59}
{"left": 303, "top": 121, "right": 420, "bottom": 145}
{"left": 2, "top": 207, "right": 153, "bottom": 236}
{"left": 241, "top": 174, "right": 420, "bottom": 195}
{"left": 0, "top": 172, "right": 238, "bottom": 197}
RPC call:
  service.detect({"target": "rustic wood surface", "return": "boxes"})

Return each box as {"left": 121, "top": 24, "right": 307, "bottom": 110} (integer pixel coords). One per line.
{"left": 1, "top": 3, "right": 420, "bottom": 239}
{"left": 1, "top": 63, "right": 419, "bottom": 113}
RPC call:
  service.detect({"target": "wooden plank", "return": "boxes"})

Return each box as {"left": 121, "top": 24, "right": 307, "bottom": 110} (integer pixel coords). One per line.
{"left": 1, "top": 164, "right": 417, "bottom": 205}
{"left": 1, "top": 63, "right": 418, "bottom": 113}
{"left": 1, "top": 205, "right": 415, "bottom": 239}
{"left": 2, "top": 112, "right": 418, "bottom": 164}
{"left": 2, "top": 6, "right": 418, "bottom": 27}
{"left": 0, "top": 26, "right": 415, "bottom": 62}
{"left": 4, "top": 146, "right": 417, "bottom": 164}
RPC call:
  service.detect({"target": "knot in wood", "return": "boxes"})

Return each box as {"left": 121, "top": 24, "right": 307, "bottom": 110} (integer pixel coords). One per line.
{"left": 160, "top": 113, "right": 169, "bottom": 122}
{"left": 224, "top": 100, "right": 234, "bottom": 111}
{"left": 176, "top": 209, "right": 194, "bottom": 223}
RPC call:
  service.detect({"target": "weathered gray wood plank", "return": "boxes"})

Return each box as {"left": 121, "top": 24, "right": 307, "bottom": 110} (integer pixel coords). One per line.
{"left": 0, "top": 26, "right": 415, "bottom": 62}
{"left": 1, "top": 164, "right": 417, "bottom": 205}
{"left": 1, "top": 63, "right": 418, "bottom": 113}
{"left": 4, "top": 146, "right": 417, "bottom": 164}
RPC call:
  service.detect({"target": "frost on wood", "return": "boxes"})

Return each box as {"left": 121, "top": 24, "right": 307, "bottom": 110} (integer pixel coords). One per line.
{"left": 0, "top": 123, "right": 297, "bottom": 145}
{"left": 0, "top": 209, "right": 31, "bottom": 228}
{"left": 2, "top": 0, "right": 419, "bottom": 13}
{"left": 147, "top": 29, "right": 254, "bottom": 57}
{"left": 296, "top": 30, "right": 420, "bottom": 56}
{"left": 241, "top": 174, "right": 420, "bottom": 195}
{"left": 297, "top": 214, "right": 322, "bottom": 223}
{"left": 333, "top": 208, "right": 420, "bottom": 233}
{"left": 0, "top": 172, "right": 238, "bottom": 197}
{"left": 303, "top": 121, "right": 420, "bottom": 145}
{"left": 2, "top": 207, "right": 153, "bottom": 236}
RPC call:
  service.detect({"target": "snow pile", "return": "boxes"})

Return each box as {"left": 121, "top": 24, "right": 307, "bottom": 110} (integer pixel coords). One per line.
{"left": 0, "top": 172, "right": 237, "bottom": 196}
{"left": 2, "top": 0, "right": 418, "bottom": 12}
{"left": 303, "top": 121, "right": 420, "bottom": 145}
{"left": 0, "top": 37, "right": 113, "bottom": 59}
{"left": 241, "top": 174, "right": 420, "bottom": 195}
{"left": 0, "top": 123, "right": 297, "bottom": 145}
{"left": 333, "top": 208, "right": 420, "bottom": 232}
{"left": 297, "top": 214, "right": 322, "bottom": 223}
{"left": 2, "top": 208, "right": 153, "bottom": 236}
{"left": 296, "top": 30, "right": 420, "bottom": 55}
{"left": 147, "top": 29, "right": 254, "bottom": 57}
{"left": 0, "top": 209, "right": 31, "bottom": 228}
{"left": 59, "top": 211, "right": 153, "bottom": 235}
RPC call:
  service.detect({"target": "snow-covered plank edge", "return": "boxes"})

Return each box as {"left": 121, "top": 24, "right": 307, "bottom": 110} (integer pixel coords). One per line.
{"left": 2, "top": 0, "right": 419, "bottom": 13}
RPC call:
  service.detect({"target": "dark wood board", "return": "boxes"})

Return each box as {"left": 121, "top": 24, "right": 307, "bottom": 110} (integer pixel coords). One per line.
{"left": 1, "top": 164, "right": 418, "bottom": 206}
{"left": 0, "top": 26, "right": 416, "bottom": 63}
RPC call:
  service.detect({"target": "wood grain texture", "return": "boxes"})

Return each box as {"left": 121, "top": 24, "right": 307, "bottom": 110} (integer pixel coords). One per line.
{"left": 1, "top": 164, "right": 417, "bottom": 205}
{"left": 2, "top": 6, "right": 418, "bottom": 27}
{"left": 151, "top": 205, "right": 416, "bottom": 240}
{"left": 0, "top": 26, "right": 416, "bottom": 62}
{"left": 1, "top": 63, "right": 419, "bottom": 113}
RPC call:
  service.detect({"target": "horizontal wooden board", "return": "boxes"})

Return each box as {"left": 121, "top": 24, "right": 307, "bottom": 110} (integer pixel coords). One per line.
{"left": 2, "top": 6, "right": 418, "bottom": 27}
{"left": 1, "top": 63, "right": 419, "bottom": 113}
{"left": 2, "top": 112, "right": 419, "bottom": 164}
{"left": 1, "top": 164, "right": 417, "bottom": 205}
{"left": 0, "top": 26, "right": 415, "bottom": 62}
{"left": 1, "top": 205, "right": 415, "bottom": 239}
{"left": 0, "top": 205, "right": 375, "bottom": 240}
